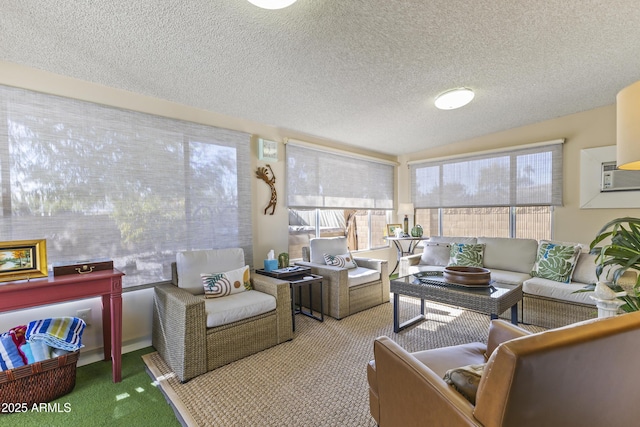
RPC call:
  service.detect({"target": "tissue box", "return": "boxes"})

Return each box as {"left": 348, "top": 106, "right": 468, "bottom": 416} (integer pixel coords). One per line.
{"left": 264, "top": 259, "right": 278, "bottom": 272}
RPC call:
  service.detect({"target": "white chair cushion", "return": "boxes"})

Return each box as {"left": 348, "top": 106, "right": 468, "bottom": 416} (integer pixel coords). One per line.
{"left": 176, "top": 248, "right": 245, "bottom": 295}
{"left": 347, "top": 267, "right": 381, "bottom": 287}
{"left": 309, "top": 237, "right": 349, "bottom": 264}
{"left": 203, "top": 290, "right": 276, "bottom": 328}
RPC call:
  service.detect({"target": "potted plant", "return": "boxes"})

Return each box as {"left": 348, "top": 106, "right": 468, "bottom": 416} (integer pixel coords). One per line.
{"left": 587, "top": 217, "right": 640, "bottom": 312}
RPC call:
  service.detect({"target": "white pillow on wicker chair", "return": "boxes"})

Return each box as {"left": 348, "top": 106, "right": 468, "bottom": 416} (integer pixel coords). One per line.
{"left": 323, "top": 253, "right": 358, "bottom": 269}
{"left": 176, "top": 248, "right": 245, "bottom": 295}
{"left": 202, "top": 265, "right": 252, "bottom": 298}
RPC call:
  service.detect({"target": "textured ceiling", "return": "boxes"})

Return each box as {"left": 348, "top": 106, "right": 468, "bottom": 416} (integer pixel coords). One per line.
{"left": 2, "top": 1, "right": 640, "bottom": 156}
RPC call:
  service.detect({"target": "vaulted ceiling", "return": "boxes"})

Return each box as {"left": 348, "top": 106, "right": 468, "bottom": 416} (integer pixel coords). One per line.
{"left": 3, "top": 1, "right": 640, "bottom": 156}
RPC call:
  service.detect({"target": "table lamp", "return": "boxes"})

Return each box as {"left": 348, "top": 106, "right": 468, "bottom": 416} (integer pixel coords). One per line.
{"left": 397, "top": 203, "right": 414, "bottom": 235}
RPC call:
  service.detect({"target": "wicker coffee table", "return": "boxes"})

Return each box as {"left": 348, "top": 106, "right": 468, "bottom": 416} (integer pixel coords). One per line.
{"left": 391, "top": 271, "right": 522, "bottom": 332}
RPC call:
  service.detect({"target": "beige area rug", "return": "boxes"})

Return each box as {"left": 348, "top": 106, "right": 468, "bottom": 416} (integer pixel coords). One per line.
{"left": 143, "top": 298, "right": 544, "bottom": 427}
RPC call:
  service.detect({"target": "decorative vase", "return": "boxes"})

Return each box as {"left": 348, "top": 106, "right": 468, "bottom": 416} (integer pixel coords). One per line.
{"left": 411, "top": 224, "right": 423, "bottom": 237}
{"left": 278, "top": 252, "right": 289, "bottom": 269}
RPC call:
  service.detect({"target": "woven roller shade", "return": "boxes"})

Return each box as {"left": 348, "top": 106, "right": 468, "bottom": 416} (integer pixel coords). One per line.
{"left": 411, "top": 143, "right": 563, "bottom": 208}
{"left": 286, "top": 143, "right": 394, "bottom": 210}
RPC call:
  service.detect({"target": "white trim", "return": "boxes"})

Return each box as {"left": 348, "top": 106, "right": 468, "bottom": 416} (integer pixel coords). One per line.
{"left": 285, "top": 138, "right": 399, "bottom": 166}
{"left": 407, "top": 138, "right": 565, "bottom": 166}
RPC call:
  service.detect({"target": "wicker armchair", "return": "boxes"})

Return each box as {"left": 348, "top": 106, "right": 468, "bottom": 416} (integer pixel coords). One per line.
{"left": 296, "top": 237, "right": 390, "bottom": 319}
{"left": 152, "top": 248, "right": 293, "bottom": 382}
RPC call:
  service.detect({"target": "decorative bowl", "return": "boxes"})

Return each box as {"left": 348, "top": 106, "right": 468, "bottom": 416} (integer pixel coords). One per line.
{"left": 443, "top": 266, "right": 491, "bottom": 286}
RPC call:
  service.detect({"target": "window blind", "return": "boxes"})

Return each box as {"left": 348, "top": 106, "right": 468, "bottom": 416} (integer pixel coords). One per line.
{"left": 410, "top": 143, "right": 563, "bottom": 208}
{"left": 0, "top": 85, "right": 252, "bottom": 287}
{"left": 286, "top": 143, "right": 394, "bottom": 210}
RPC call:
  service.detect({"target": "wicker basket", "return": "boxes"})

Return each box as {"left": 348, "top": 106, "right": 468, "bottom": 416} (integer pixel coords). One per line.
{"left": 0, "top": 350, "right": 79, "bottom": 406}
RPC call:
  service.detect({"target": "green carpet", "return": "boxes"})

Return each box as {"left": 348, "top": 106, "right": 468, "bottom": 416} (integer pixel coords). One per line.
{"left": 3, "top": 347, "right": 180, "bottom": 427}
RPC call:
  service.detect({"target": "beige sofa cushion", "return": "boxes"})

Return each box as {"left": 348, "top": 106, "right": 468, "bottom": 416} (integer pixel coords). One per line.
{"left": 421, "top": 237, "right": 477, "bottom": 267}
{"left": 477, "top": 237, "right": 538, "bottom": 274}
{"left": 419, "top": 242, "right": 451, "bottom": 266}
{"left": 429, "top": 236, "right": 478, "bottom": 245}
{"left": 572, "top": 252, "right": 617, "bottom": 284}
{"left": 487, "top": 268, "right": 531, "bottom": 286}
{"left": 522, "top": 277, "right": 596, "bottom": 305}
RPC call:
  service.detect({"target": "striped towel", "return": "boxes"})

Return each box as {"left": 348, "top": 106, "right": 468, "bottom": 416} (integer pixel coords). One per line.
{"left": 25, "top": 317, "right": 86, "bottom": 352}
{"left": 0, "top": 334, "right": 26, "bottom": 371}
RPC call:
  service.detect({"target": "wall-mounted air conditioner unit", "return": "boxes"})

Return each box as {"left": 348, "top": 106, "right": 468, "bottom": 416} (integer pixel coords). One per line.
{"left": 601, "top": 161, "right": 640, "bottom": 192}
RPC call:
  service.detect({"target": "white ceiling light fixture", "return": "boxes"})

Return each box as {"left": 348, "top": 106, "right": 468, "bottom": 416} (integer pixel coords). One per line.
{"left": 247, "top": 0, "right": 297, "bottom": 10}
{"left": 434, "top": 87, "right": 475, "bottom": 110}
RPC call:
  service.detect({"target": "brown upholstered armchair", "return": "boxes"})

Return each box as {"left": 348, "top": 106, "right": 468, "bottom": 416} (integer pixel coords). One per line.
{"left": 153, "top": 248, "right": 293, "bottom": 382}
{"left": 368, "top": 312, "right": 640, "bottom": 426}
{"left": 295, "top": 236, "right": 390, "bottom": 319}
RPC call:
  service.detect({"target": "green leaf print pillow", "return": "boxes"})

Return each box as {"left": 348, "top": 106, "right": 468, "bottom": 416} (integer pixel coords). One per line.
{"left": 530, "top": 241, "right": 582, "bottom": 283}
{"left": 448, "top": 243, "right": 485, "bottom": 268}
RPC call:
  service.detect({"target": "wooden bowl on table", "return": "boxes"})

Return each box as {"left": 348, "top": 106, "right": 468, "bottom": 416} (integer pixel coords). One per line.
{"left": 443, "top": 266, "right": 491, "bottom": 286}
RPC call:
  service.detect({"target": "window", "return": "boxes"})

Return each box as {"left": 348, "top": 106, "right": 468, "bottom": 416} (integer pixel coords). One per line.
{"left": 411, "top": 142, "right": 562, "bottom": 240}
{"left": 286, "top": 143, "right": 394, "bottom": 257}
{"left": 288, "top": 208, "right": 391, "bottom": 259}
{"left": 415, "top": 206, "right": 552, "bottom": 240}
{"left": 0, "top": 85, "right": 252, "bottom": 287}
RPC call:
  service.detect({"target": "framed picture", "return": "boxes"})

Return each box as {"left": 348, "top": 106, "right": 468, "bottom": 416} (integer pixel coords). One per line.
{"left": 258, "top": 138, "right": 278, "bottom": 161}
{"left": 386, "top": 224, "right": 402, "bottom": 237}
{"left": 0, "top": 239, "right": 48, "bottom": 282}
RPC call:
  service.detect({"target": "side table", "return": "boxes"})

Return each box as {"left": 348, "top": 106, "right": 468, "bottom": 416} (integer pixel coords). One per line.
{"left": 256, "top": 267, "right": 324, "bottom": 331}
{"left": 385, "top": 236, "right": 429, "bottom": 276}
{"left": 0, "top": 269, "right": 125, "bottom": 382}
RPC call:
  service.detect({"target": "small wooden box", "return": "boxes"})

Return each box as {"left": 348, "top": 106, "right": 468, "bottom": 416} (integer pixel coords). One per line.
{"left": 53, "top": 260, "right": 114, "bottom": 277}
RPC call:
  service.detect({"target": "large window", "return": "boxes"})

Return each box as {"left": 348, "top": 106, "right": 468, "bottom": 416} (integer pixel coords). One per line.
{"left": 286, "top": 143, "right": 394, "bottom": 257}
{"left": 0, "top": 85, "right": 252, "bottom": 287}
{"left": 411, "top": 142, "right": 562, "bottom": 240}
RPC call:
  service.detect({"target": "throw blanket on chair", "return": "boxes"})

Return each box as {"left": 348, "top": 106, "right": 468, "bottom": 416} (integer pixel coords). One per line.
{"left": 26, "top": 317, "right": 86, "bottom": 352}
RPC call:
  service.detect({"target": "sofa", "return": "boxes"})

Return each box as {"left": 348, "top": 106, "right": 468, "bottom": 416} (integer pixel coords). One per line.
{"left": 367, "top": 312, "right": 640, "bottom": 426}
{"left": 399, "top": 236, "right": 606, "bottom": 328}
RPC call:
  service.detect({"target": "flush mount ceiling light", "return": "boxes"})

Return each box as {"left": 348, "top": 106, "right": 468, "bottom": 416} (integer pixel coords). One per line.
{"left": 434, "top": 88, "right": 475, "bottom": 110}
{"left": 247, "top": 0, "right": 297, "bottom": 9}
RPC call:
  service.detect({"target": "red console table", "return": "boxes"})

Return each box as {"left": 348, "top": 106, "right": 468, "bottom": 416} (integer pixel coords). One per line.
{"left": 0, "top": 269, "right": 125, "bottom": 382}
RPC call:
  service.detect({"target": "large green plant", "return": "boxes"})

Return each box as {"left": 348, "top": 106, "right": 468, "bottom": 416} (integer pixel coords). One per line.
{"left": 589, "top": 217, "right": 640, "bottom": 312}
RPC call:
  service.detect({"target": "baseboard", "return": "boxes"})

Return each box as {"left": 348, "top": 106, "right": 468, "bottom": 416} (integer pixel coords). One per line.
{"left": 77, "top": 336, "right": 152, "bottom": 367}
